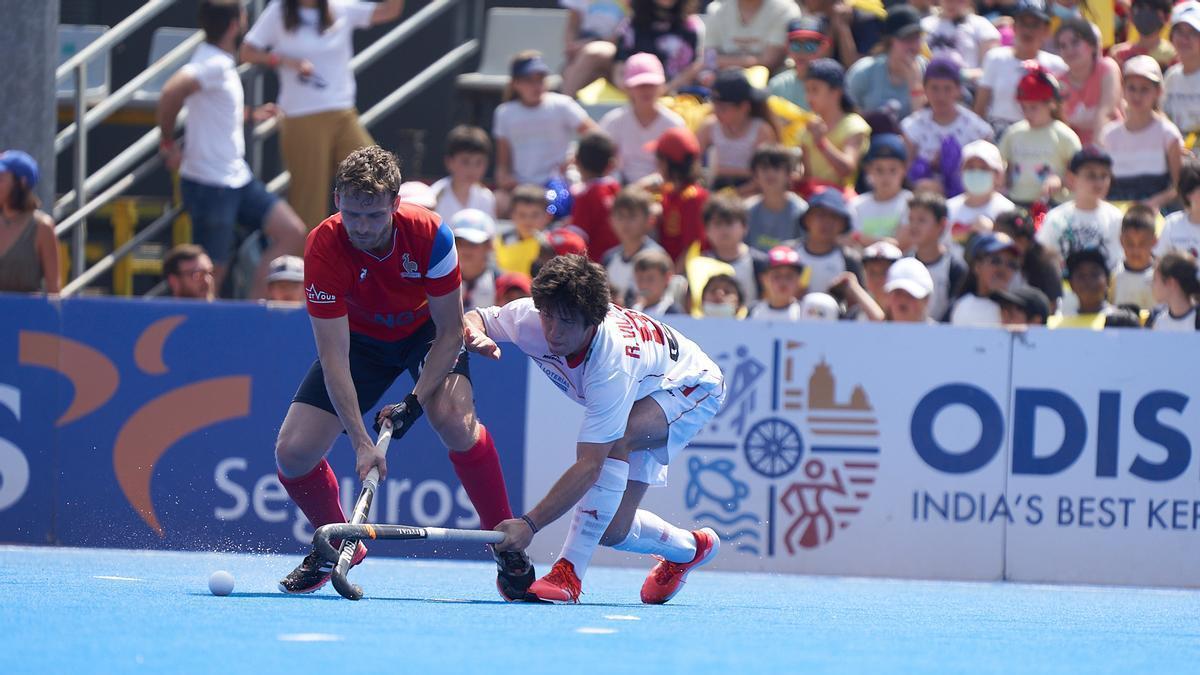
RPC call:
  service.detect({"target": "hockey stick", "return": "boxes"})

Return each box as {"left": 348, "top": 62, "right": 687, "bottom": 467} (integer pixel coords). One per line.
{"left": 314, "top": 523, "right": 504, "bottom": 569}
{"left": 326, "top": 419, "right": 394, "bottom": 601}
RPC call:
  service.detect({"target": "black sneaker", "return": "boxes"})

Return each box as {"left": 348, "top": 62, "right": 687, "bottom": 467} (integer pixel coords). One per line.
{"left": 278, "top": 543, "right": 366, "bottom": 594}
{"left": 492, "top": 547, "right": 539, "bottom": 602}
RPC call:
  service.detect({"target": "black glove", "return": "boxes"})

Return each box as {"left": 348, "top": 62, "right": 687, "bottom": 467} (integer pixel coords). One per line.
{"left": 373, "top": 393, "right": 424, "bottom": 439}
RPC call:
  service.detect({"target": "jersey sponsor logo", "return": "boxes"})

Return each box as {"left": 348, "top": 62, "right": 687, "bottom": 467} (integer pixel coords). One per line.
{"left": 534, "top": 358, "right": 571, "bottom": 394}
{"left": 306, "top": 284, "right": 337, "bottom": 304}
{"left": 374, "top": 311, "right": 417, "bottom": 329}
{"left": 401, "top": 253, "right": 421, "bottom": 279}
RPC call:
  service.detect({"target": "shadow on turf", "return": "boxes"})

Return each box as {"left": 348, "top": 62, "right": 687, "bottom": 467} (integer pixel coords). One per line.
{"left": 187, "top": 592, "right": 645, "bottom": 607}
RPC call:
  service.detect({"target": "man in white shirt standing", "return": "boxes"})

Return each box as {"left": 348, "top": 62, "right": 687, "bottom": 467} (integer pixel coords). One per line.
{"left": 469, "top": 255, "right": 726, "bottom": 605}
{"left": 157, "top": 0, "right": 306, "bottom": 299}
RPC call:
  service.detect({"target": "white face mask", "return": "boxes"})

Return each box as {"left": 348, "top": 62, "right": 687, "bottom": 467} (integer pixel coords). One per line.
{"left": 962, "top": 169, "right": 994, "bottom": 196}
{"left": 703, "top": 301, "right": 738, "bottom": 318}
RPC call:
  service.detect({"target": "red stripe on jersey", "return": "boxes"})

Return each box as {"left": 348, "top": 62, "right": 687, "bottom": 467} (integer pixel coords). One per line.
{"left": 304, "top": 203, "right": 462, "bottom": 341}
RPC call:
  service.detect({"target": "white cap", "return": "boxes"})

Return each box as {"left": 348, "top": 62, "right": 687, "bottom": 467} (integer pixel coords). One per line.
{"left": 961, "top": 140, "right": 1004, "bottom": 173}
{"left": 398, "top": 181, "right": 437, "bottom": 209}
{"left": 1123, "top": 54, "right": 1163, "bottom": 84}
{"left": 863, "top": 241, "right": 903, "bottom": 261}
{"left": 266, "top": 255, "right": 304, "bottom": 283}
{"left": 884, "top": 257, "right": 934, "bottom": 299}
{"left": 799, "top": 292, "right": 840, "bottom": 321}
{"left": 449, "top": 208, "right": 496, "bottom": 244}
{"left": 1173, "top": 1, "right": 1200, "bottom": 33}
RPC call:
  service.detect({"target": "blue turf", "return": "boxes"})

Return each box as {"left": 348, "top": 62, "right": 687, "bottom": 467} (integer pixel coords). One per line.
{"left": 2, "top": 545, "right": 1198, "bottom": 674}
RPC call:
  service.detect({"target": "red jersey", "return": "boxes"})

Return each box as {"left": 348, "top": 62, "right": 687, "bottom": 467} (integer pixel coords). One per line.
{"left": 656, "top": 182, "right": 708, "bottom": 262}
{"left": 304, "top": 203, "right": 461, "bottom": 341}
{"left": 571, "top": 176, "right": 621, "bottom": 262}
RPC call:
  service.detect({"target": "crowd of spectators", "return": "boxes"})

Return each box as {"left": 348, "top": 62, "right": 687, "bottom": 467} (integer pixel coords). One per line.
{"left": 3, "top": 0, "right": 1200, "bottom": 332}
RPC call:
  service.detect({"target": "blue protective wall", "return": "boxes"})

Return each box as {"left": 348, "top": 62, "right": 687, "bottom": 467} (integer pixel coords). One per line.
{"left": 0, "top": 295, "right": 526, "bottom": 559}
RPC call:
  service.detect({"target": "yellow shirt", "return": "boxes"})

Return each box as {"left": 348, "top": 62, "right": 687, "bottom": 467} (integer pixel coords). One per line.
{"left": 793, "top": 113, "right": 871, "bottom": 188}
{"left": 494, "top": 232, "right": 541, "bottom": 276}
{"left": 1047, "top": 311, "right": 1108, "bottom": 329}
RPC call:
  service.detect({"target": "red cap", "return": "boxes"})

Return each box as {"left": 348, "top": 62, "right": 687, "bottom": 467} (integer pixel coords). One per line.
{"left": 1016, "top": 62, "right": 1060, "bottom": 103}
{"left": 767, "top": 245, "right": 805, "bottom": 271}
{"left": 546, "top": 229, "right": 588, "bottom": 257}
{"left": 643, "top": 126, "right": 701, "bottom": 164}
{"left": 496, "top": 272, "right": 532, "bottom": 298}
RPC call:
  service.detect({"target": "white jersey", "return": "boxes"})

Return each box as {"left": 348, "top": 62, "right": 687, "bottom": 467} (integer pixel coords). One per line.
{"left": 478, "top": 298, "right": 723, "bottom": 445}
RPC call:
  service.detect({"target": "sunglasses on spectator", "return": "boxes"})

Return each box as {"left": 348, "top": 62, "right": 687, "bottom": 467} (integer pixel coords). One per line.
{"left": 983, "top": 255, "right": 1020, "bottom": 271}
{"left": 789, "top": 39, "right": 824, "bottom": 53}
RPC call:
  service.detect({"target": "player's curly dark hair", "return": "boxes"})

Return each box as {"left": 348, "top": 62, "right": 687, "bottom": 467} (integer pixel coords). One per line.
{"left": 335, "top": 145, "right": 402, "bottom": 200}
{"left": 531, "top": 254, "right": 611, "bottom": 327}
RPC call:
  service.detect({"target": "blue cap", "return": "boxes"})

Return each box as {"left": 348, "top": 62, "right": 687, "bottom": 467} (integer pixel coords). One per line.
{"left": 802, "top": 187, "right": 852, "bottom": 232}
{"left": 864, "top": 133, "right": 908, "bottom": 164}
{"left": 1015, "top": 0, "right": 1051, "bottom": 21}
{"left": 0, "top": 150, "right": 39, "bottom": 188}
{"left": 924, "top": 57, "right": 962, "bottom": 84}
{"left": 511, "top": 54, "right": 552, "bottom": 79}
{"left": 970, "top": 232, "right": 1019, "bottom": 258}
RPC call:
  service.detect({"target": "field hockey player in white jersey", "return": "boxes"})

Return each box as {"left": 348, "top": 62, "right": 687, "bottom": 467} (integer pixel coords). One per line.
{"left": 464, "top": 254, "right": 727, "bottom": 604}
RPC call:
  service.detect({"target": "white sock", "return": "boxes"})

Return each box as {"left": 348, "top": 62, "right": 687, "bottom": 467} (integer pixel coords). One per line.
{"left": 610, "top": 509, "right": 697, "bottom": 563}
{"left": 560, "top": 458, "right": 628, "bottom": 580}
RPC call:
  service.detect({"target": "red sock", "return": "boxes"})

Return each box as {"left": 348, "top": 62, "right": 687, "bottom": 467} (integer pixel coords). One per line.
{"left": 278, "top": 458, "right": 346, "bottom": 530}
{"left": 449, "top": 424, "right": 513, "bottom": 530}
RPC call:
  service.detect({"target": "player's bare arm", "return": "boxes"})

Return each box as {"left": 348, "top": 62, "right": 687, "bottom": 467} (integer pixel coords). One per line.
{"left": 411, "top": 289, "right": 467, "bottom": 405}
{"left": 495, "top": 439, "right": 618, "bottom": 551}
{"left": 463, "top": 309, "right": 501, "bottom": 359}
{"left": 311, "top": 315, "right": 385, "bottom": 480}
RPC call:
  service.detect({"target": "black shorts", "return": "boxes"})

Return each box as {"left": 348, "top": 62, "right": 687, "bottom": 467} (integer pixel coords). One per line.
{"left": 292, "top": 320, "right": 470, "bottom": 416}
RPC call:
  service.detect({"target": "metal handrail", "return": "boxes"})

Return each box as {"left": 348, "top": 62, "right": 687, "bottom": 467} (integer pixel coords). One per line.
{"left": 56, "top": 0, "right": 179, "bottom": 82}
{"left": 57, "top": 0, "right": 479, "bottom": 297}
{"left": 56, "top": 30, "right": 204, "bottom": 153}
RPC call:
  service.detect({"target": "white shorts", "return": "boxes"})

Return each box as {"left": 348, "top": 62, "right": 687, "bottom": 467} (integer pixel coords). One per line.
{"left": 628, "top": 382, "right": 727, "bottom": 487}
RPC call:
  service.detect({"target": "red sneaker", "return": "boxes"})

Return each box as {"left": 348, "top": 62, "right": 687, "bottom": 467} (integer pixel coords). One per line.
{"left": 528, "top": 558, "right": 582, "bottom": 604}
{"left": 640, "top": 528, "right": 720, "bottom": 604}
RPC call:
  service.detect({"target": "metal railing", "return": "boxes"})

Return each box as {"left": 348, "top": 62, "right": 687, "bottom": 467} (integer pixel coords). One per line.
{"left": 57, "top": 0, "right": 481, "bottom": 298}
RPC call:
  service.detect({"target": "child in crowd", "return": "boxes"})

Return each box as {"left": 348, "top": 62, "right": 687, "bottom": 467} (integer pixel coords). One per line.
{"left": 795, "top": 58, "right": 870, "bottom": 195}
{"left": 794, "top": 187, "right": 864, "bottom": 292}
{"left": 600, "top": 53, "right": 685, "bottom": 184}
{"left": 571, "top": 131, "right": 621, "bottom": 262}
{"left": 1155, "top": 157, "right": 1200, "bottom": 258}
{"left": 612, "top": 0, "right": 704, "bottom": 93}
{"left": 745, "top": 145, "right": 807, "bottom": 251}
{"left": 851, "top": 134, "right": 912, "bottom": 245}
{"left": 1147, "top": 251, "right": 1200, "bottom": 330}
{"left": 602, "top": 187, "right": 664, "bottom": 304}
{"left": 946, "top": 141, "right": 1014, "bottom": 259}
{"left": 1048, "top": 248, "right": 1115, "bottom": 329}
{"left": 641, "top": 126, "right": 709, "bottom": 268}
{"left": 695, "top": 193, "right": 768, "bottom": 304}
{"left": 998, "top": 63, "right": 1082, "bottom": 206}
{"left": 1109, "top": 0, "right": 1177, "bottom": 71}
{"left": 907, "top": 191, "right": 968, "bottom": 322}
{"left": 994, "top": 208, "right": 1065, "bottom": 307}
{"left": 631, "top": 248, "right": 686, "bottom": 317}
{"left": 749, "top": 246, "right": 806, "bottom": 321}
{"left": 449, "top": 208, "right": 498, "bottom": 311}
{"left": 1036, "top": 147, "right": 1123, "bottom": 270}
{"left": 699, "top": 273, "right": 746, "bottom": 318}
{"left": 495, "top": 184, "right": 551, "bottom": 275}
{"left": 768, "top": 18, "right": 834, "bottom": 109}
{"left": 1054, "top": 17, "right": 1123, "bottom": 147}
{"left": 977, "top": 0, "right": 1067, "bottom": 135}
{"left": 431, "top": 125, "right": 495, "bottom": 221}
{"left": 1099, "top": 56, "right": 1185, "bottom": 206}
{"left": 992, "top": 287, "right": 1052, "bottom": 326}
{"left": 1165, "top": 2, "right": 1200, "bottom": 138}
{"left": 884, "top": 257, "right": 937, "bottom": 323}
{"left": 921, "top": 0, "right": 1000, "bottom": 83}
{"left": 949, "top": 233, "right": 1022, "bottom": 327}
{"left": 493, "top": 51, "right": 596, "bottom": 213}
{"left": 900, "top": 58, "right": 995, "bottom": 195}
{"left": 830, "top": 243, "right": 895, "bottom": 322}
{"left": 1111, "top": 204, "right": 1159, "bottom": 311}
{"left": 698, "top": 69, "right": 779, "bottom": 191}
